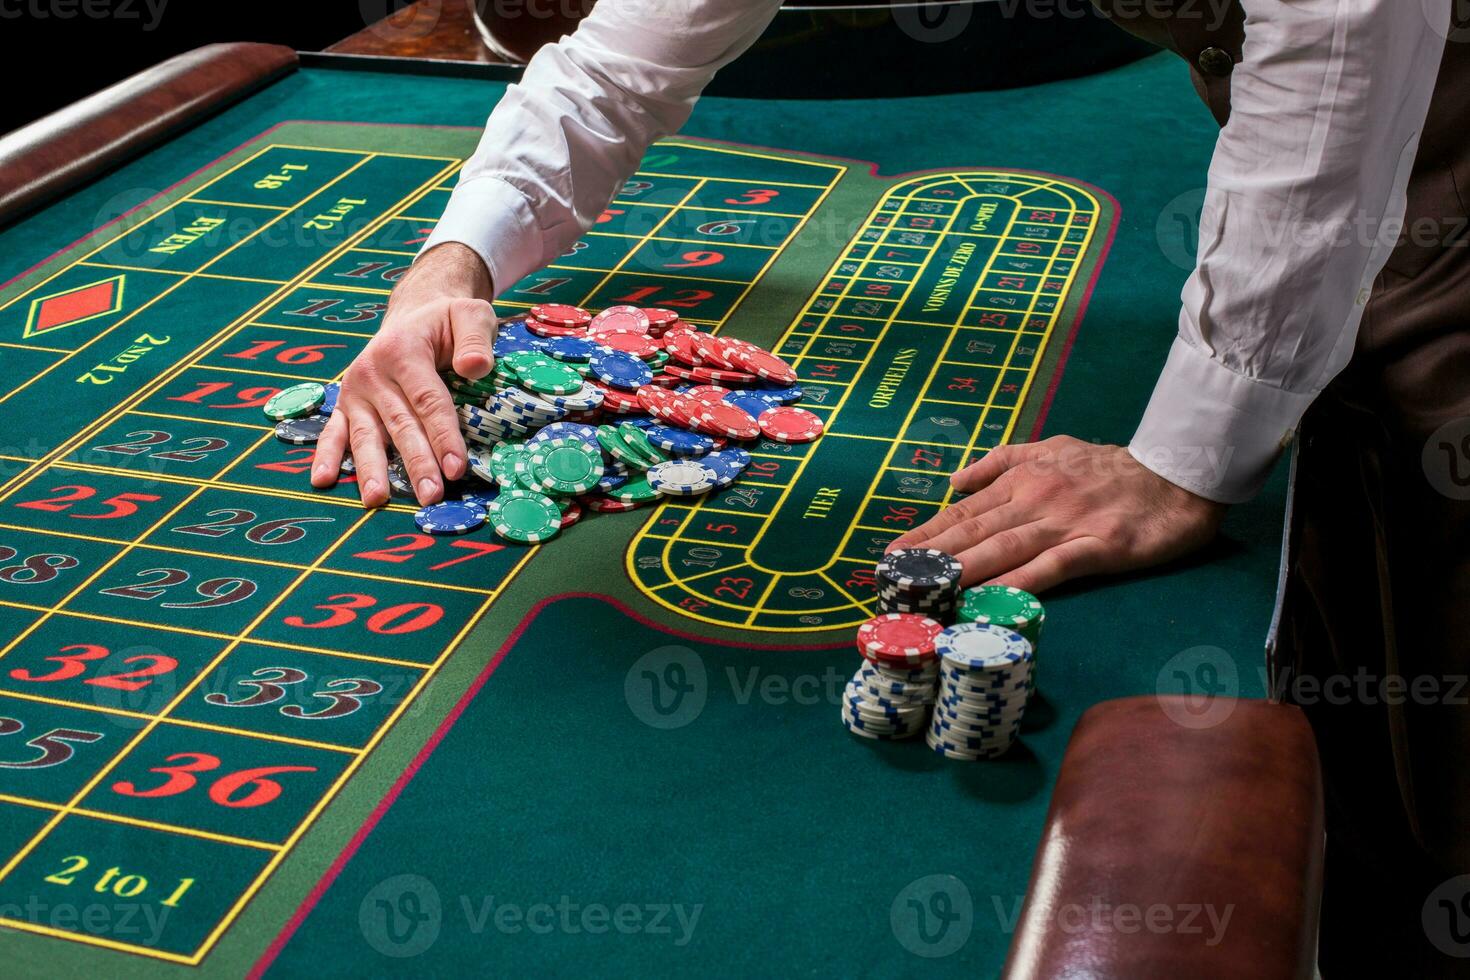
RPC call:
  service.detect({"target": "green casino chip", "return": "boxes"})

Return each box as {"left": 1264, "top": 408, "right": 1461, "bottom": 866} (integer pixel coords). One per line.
{"left": 596, "top": 424, "right": 651, "bottom": 471}
{"left": 616, "top": 423, "right": 669, "bottom": 468}
{"left": 529, "top": 438, "right": 603, "bottom": 495}
{"left": 487, "top": 489, "right": 562, "bottom": 544}
{"left": 518, "top": 361, "right": 584, "bottom": 396}
{"left": 488, "top": 442, "right": 528, "bottom": 487}
{"left": 263, "top": 382, "right": 326, "bottom": 421}
{"left": 607, "top": 472, "right": 659, "bottom": 503}
{"left": 957, "top": 585, "right": 1045, "bottom": 647}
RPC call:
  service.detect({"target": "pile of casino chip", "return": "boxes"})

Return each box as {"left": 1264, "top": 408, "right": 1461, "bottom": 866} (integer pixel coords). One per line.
{"left": 262, "top": 304, "right": 824, "bottom": 544}
{"left": 844, "top": 548, "right": 1046, "bottom": 761}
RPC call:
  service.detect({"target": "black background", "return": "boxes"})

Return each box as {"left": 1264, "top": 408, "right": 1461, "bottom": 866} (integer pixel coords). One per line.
{"left": 0, "top": 0, "right": 413, "bottom": 136}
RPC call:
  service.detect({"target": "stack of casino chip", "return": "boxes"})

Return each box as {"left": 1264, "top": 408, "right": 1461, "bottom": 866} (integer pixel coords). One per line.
{"left": 957, "top": 584, "right": 1045, "bottom": 697}
{"left": 926, "top": 624, "right": 1035, "bottom": 760}
{"left": 957, "top": 585, "right": 1045, "bottom": 646}
{"left": 842, "top": 613, "right": 943, "bottom": 740}
{"left": 874, "top": 548, "right": 963, "bottom": 623}
{"left": 273, "top": 303, "right": 826, "bottom": 546}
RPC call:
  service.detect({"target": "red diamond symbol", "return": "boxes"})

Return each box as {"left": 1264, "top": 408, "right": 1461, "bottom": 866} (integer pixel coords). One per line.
{"left": 24, "top": 275, "right": 126, "bottom": 338}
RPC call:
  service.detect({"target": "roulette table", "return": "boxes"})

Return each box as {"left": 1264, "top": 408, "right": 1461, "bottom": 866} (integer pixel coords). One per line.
{"left": 0, "top": 34, "right": 1304, "bottom": 977}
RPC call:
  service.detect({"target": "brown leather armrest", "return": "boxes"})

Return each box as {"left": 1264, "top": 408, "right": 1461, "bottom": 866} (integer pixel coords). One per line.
{"left": 1004, "top": 696, "right": 1323, "bottom": 980}
{"left": 0, "top": 42, "right": 298, "bottom": 225}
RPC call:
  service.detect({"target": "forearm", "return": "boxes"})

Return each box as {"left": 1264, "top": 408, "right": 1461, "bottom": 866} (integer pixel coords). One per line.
{"left": 1132, "top": 0, "right": 1449, "bottom": 502}
{"left": 423, "top": 0, "right": 780, "bottom": 298}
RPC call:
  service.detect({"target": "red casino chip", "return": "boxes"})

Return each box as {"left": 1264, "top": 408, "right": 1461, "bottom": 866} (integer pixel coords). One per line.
{"left": 637, "top": 387, "right": 703, "bottom": 426}
{"left": 689, "top": 332, "right": 739, "bottom": 370}
{"left": 525, "top": 318, "right": 586, "bottom": 338}
{"left": 588, "top": 305, "right": 650, "bottom": 335}
{"left": 683, "top": 384, "right": 733, "bottom": 402}
{"left": 728, "top": 346, "right": 798, "bottom": 384}
{"left": 596, "top": 330, "right": 662, "bottom": 359}
{"left": 589, "top": 380, "right": 643, "bottom": 412}
{"left": 662, "top": 330, "right": 700, "bottom": 366}
{"left": 663, "top": 362, "right": 760, "bottom": 385}
{"left": 581, "top": 495, "right": 646, "bottom": 513}
{"left": 646, "top": 372, "right": 685, "bottom": 388}
{"left": 857, "top": 613, "right": 944, "bottom": 666}
{"left": 559, "top": 499, "right": 584, "bottom": 529}
{"left": 641, "top": 307, "right": 680, "bottom": 329}
{"left": 692, "top": 400, "right": 759, "bottom": 440}
{"left": 758, "top": 406, "right": 824, "bottom": 443}
{"left": 530, "top": 303, "right": 592, "bottom": 328}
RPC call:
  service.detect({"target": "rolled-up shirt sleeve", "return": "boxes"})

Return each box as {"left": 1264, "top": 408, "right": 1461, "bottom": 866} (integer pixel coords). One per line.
{"left": 1130, "top": 0, "right": 1450, "bottom": 503}
{"left": 423, "top": 0, "right": 781, "bottom": 296}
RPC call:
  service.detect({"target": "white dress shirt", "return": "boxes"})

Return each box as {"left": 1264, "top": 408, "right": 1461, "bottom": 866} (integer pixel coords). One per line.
{"left": 424, "top": 0, "right": 1450, "bottom": 504}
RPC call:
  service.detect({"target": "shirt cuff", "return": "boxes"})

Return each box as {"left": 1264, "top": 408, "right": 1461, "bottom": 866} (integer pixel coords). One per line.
{"left": 1129, "top": 336, "right": 1310, "bottom": 504}
{"left": 419, "top": 175, "right": 544, "bottom": 300}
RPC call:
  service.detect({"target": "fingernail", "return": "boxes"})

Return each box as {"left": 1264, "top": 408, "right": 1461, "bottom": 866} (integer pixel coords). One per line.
{"left": 444, "top": 453, "right": 462, "bottom": 476}
{"left": 418, "top": 478, "right": 438, "bottom": 501}
{"left": 361, "top": 479, "right": 381, "bottom": 502}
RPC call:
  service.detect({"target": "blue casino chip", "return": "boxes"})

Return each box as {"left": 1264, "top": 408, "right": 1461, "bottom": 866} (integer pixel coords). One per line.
{"left": 644, "top": 424, "right": 714, "bottom": 457}
{"left": 458, "top": 488, "right": 500, "bottom": 509}
{"left": 493, "top": 320, "right": 539, "bottom": 356}
{"left": 757, "top": 383, "right": 804, "bottom": 404}
{"left": 528, "top": 422, "right": 600, "bottom": 449}
{"left": 320, "top": 381, "right": 341, "bottom": 415}
{"left": 647, "top": 459, "right": 719, "bottom": 497}
{"left": 544, "top": 335, "right": 599, "bottom": 362}
{"left": 595, "top": 465, "right": 629, "bottom": 493}
{"left": 703, "top": 448, "right": 750, "bottom": 484}
{"left": 414, "top": 500, "right": 487, "bottom": 535}
{"left": 587, "top": 349, "right": 653, "bottom": 390}
{"left": 723, "top": 390, "right": 779, "bottom": 419}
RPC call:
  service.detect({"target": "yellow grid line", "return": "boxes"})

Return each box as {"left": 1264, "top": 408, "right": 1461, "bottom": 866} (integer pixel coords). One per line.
{"left": 627, "top": 172, "right": 1103, "bottom": 631}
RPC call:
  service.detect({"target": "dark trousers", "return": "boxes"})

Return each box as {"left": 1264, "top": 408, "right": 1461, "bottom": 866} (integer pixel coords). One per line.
{"left": 1087, "top": 0, "right": 1470, "bottom": 972}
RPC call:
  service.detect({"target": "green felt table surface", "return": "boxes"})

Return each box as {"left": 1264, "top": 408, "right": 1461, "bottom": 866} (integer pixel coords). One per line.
{"left": 0, "top": 51, "right": 1285, "bottom": 978}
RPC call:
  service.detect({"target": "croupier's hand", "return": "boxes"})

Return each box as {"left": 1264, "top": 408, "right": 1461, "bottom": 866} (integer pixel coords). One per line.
{"left": 888, "top": 436, "right": 1227, "bottom": 593}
